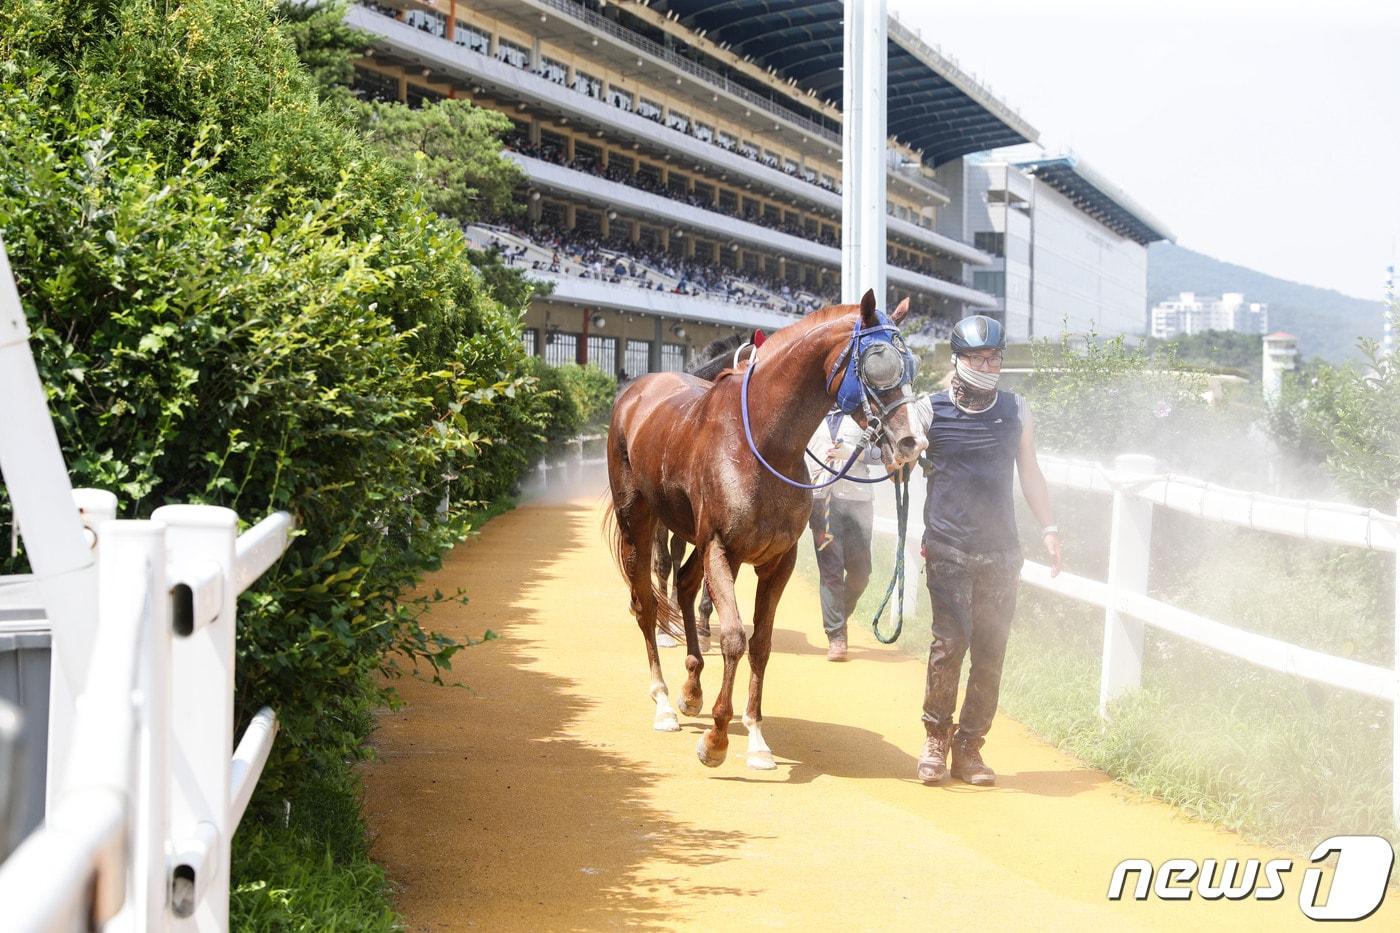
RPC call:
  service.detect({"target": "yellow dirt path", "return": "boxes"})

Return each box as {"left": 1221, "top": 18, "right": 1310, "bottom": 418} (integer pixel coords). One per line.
{"left": 362, "top": 498, "right": 1391, "bottom": 931}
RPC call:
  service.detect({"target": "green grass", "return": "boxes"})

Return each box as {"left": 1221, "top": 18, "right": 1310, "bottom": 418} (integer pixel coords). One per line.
{"left": 230, "top": 763, "right": 398, "bottom": 932}
{"left": 800, "top": 496, "right": 1399, "bottom": 854}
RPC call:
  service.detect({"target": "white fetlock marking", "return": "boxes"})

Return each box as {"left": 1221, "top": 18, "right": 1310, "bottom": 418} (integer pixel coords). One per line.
{"left": 651, "top": 681, "right": 680, "bottom": 732}
{"left": 744, "top": 715, "right": 775, "bottom": 770}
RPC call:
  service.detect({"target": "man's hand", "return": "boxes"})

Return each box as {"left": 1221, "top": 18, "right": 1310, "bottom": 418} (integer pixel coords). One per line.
{"left": 1043, "top": 531, "right": 1063, "bottom": 577}
{"left": 826, "top": 444, "right": 844, "bottom": 461}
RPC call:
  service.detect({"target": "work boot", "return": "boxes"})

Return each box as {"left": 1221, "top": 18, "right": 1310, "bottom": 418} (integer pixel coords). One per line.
{"left": 950, "top": 732, "right": 996, "bottom": 786}
{"left": 916, "top": 725, "right": 955, "bottom": 784}
{"left": 826, "top": 636, "right": 848, "bottom": 662}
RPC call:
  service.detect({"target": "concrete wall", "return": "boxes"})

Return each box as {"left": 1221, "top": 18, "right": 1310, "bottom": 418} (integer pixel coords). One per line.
{"left": 1027, "top": 181, "right": 1148, "bottom": 338}
{"left": 962, "top": 162, "right": 1033, "bottom": 340}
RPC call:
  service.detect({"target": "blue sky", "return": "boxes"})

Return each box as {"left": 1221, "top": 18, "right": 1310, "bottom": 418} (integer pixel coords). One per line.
{"left": 889, "top": 0, "right": 1400, "bottom": 302}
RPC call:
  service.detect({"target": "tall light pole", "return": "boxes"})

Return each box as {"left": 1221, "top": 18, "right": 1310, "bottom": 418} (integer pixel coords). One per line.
{"left": 1384, "top": 260, "right": 1395, "bottom": 362}
{"left": 841, "top": 0, "right": 888, "bottom": 305}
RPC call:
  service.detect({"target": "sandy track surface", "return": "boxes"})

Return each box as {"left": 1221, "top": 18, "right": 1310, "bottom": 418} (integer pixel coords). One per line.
{"left": 361, "top": 498, "right": 1388, "bottom": 931}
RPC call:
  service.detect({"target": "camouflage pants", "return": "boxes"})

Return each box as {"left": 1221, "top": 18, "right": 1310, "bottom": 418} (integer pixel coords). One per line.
{"left": 921, "top": 539, "right": 1024, "bottom": 740}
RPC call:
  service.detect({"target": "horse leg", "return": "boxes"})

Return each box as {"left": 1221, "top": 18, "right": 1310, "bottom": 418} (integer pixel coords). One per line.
{"left": 651, "top": 526, "right": 680, "bottom": 648}
{"left": 697, "top": 538, "right": 743, "bottom": 767}
{"left": 651, "top": 525, "right": 672, "bottom": 599}
{"left": 697, "top": 580, "right": 714, "bottom": 642}
{"left": 675, "top": 547, "right": 706, "bottom": 717}
{"left": 620, "top": 509, "right": 680, "bottom": 731}
{"left": 667, "top": 533, "right": 687, "bottom": 604}
{"left": 675, "top": 541, "right": 712, "bottom": 653}
{"left": 743, "top": 545, "right": 798, "bottom": 770}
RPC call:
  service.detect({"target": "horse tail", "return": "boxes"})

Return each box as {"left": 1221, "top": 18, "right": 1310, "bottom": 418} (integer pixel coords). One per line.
{"left": 602, "top": 495, "right": 627, "bottom": 583}
{"left": 602, "top": 491, "right": 684, "bottom": 641}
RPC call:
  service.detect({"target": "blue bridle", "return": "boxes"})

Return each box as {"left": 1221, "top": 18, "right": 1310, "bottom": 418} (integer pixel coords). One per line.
{"left": 740, "top": 309, "right": 918, "bottom": 490}
{"left": 824, "top": 309, "right": 917, "bottom": 420}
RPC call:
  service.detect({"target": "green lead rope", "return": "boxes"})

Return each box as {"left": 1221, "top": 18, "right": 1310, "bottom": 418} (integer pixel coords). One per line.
{"left": 871, "top": 464, "right": 912, "bottom": 644}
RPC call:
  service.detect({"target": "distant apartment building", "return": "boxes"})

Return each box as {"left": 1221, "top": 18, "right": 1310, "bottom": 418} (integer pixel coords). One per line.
{"left": 938, "top": 153, "right": 1173, "bottom": 341}
{"left": 1150, "top": 292, "right": 1269, "bottom": 339}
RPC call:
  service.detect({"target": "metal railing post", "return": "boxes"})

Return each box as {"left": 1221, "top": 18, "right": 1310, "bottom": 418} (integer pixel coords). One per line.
{"left": 152, "top": 505, "right": 239, "bottom": 931}
{"left": 1394, "top": 497, "right": 1399, "bottom": 828}
{"left": 1099, "top": 454, "right": 1157, "bottom": 719}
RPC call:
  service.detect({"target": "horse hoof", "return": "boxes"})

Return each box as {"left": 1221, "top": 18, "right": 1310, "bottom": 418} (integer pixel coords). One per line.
{"left": 698, "top": 634, "right": 712, "bottom": 654}
{"left": 746, "top": 750, "right": 776, "bottom": 770}
{"left": 696, "top": 736, "right": 725, "bottom": 768}
{"left": 654, "top": 711, "right": 680, "bottom": 732}
{"left": 679, "top": 696, "right": 703, "bottom": 717}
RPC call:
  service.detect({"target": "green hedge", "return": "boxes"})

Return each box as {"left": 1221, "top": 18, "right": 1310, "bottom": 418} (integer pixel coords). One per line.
{"left": 527, "top": 361, "right": 618, "bottom": 443}
{"left": 0, "top": 0, "right": 553, "bottom": 794}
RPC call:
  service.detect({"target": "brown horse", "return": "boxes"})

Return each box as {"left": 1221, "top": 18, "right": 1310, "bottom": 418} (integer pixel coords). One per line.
{"left": 606, "top": 290, "right": 924, "bottom": 768}
{"left": 650, "top": 333, "right": 763, "bottom": 649}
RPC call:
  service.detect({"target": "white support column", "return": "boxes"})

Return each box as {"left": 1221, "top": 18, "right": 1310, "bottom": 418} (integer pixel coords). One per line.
{"left": 1099, "top": 454, "right": 1157, "bottom": 719}
{"left": 152, "top": 505, "right": 239, "bottom": 931}
{"left": 841, "top": 0, "right": 888, "bottom": 305}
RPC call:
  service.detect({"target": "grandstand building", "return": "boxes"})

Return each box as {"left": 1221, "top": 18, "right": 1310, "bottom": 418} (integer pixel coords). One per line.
{"left": 938, "top": 154, "right": 1174, "bottom": 341}
{"left": 345, "top": 0, "right": 1041, "bottom": 376}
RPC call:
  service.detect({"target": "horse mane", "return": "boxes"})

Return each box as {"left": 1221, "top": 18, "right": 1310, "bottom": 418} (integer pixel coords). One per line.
{"left": 688, "top": 334, "right": 748, "bottom": 381}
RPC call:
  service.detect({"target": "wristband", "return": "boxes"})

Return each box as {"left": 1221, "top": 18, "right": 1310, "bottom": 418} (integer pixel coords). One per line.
{"left": 1041, "top": 525, "right": 1059, "bottom": 536}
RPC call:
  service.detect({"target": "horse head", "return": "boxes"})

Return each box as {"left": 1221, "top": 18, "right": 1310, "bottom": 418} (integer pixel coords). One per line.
{"left": 826, "top": 290, "right": 926, "bottom": 473}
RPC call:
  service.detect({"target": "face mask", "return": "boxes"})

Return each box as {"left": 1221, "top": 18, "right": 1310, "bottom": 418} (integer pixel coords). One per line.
{"left": 954, "top": 355, "right": 1001, "bottom": 392}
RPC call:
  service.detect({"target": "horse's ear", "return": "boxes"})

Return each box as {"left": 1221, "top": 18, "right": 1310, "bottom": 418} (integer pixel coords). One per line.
{"left": 859, "top": 288, "right": 878, "bottom": 325}
{"left": 892, "top": 297, "right": 910, "bottom": 323}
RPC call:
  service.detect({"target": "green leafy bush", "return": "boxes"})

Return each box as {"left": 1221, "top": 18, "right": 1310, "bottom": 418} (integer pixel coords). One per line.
{"left": 526, "top": 360, "right": 617, "bottom": 443}
{"left": 1268, "top": 303, "right": 1400, "bottom": 512}
{"left": 1023, "top": 331, "right": 1262, "bottom": 484}
{"left": 0, "top": 0, "right": 552, "bottom": 794}
{"left": 555, "top": 363, "right": 618, "bottom": 430}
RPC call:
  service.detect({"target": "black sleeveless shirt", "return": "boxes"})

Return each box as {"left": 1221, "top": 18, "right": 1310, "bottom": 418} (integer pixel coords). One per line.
{"left": 919, "top": 389, "right": 1024, "bottom": 554}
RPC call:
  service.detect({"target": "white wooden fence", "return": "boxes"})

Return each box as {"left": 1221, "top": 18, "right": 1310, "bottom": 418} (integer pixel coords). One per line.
{"left": 529, "top": 433, "right": 607, "bottom": 488}
{"left": 0, "top": 234, "right": 290, "bottom": 929}
{"left": 877, "top": 452, "right": 1400, "bottom": 824}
